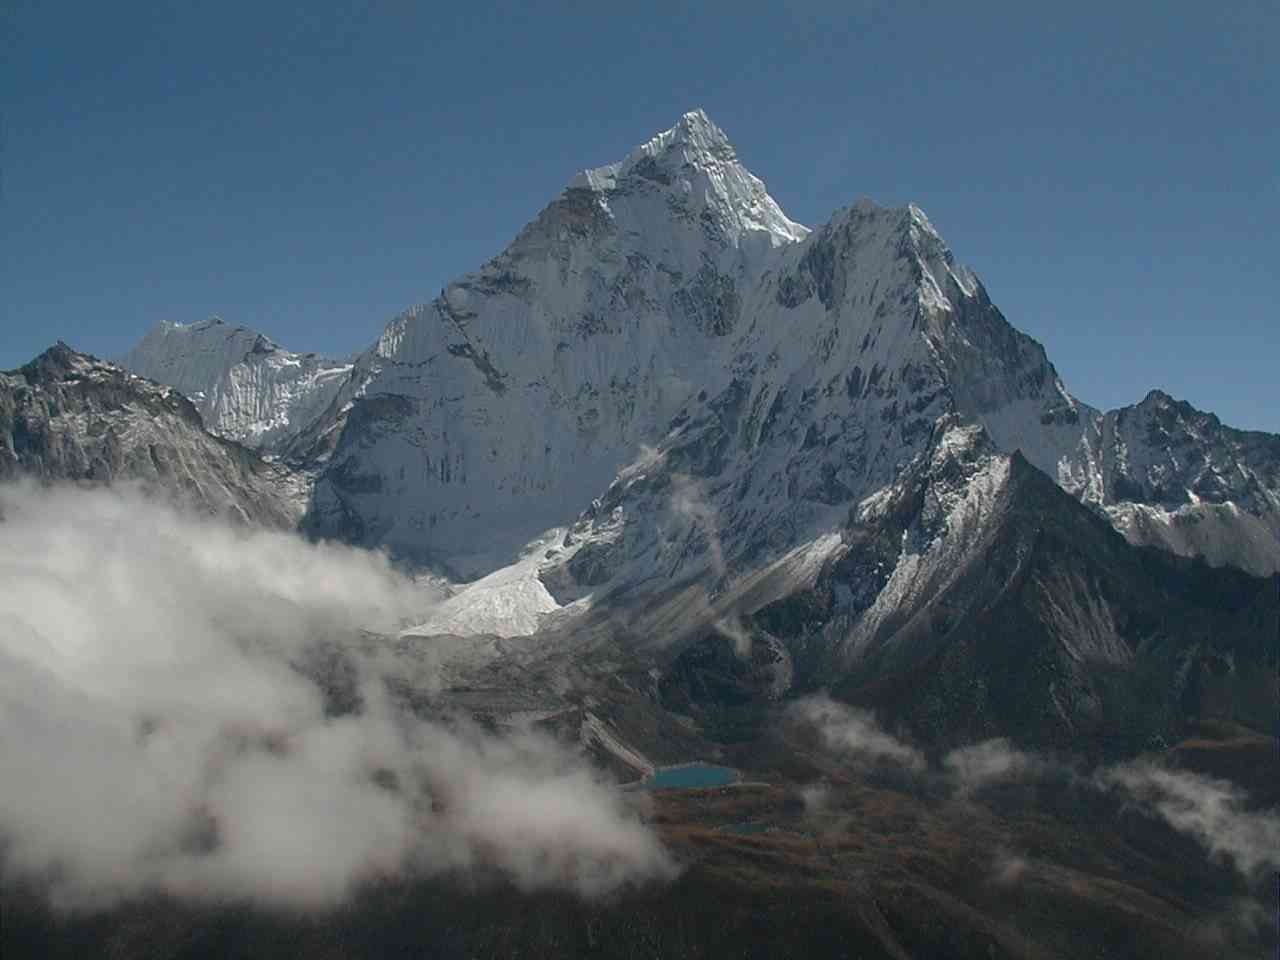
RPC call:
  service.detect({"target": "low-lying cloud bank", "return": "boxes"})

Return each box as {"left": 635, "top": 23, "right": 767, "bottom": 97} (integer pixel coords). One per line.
{"left": 0, "top": 484, "right": 672, "bottom": 910}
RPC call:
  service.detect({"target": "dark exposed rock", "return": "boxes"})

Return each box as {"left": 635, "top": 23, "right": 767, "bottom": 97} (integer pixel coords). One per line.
{"left": 672, "top": 266, "right": 740, "bottom": 336}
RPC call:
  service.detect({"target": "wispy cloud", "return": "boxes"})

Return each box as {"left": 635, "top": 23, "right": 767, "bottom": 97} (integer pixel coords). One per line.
{"left": 670, "top": 473, "right": 726, "bottom": 582}
{"left": 990, "top": 848, "right": 1031, "bottom": 886}
{"left": 0, "top": 483, "right": 672, "bottom": 910}
{"left": 943, "top": 738, "right": 1040, "bottom": 795}
{"left": 1100, "top": 760, "right": 1280, "bottom": 881}
{"left": 789, "top": 694, "right": 924, "bottom": 771}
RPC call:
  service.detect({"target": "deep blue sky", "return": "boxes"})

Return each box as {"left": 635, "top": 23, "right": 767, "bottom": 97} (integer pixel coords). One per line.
{"left": 3, "top": 2, "right": 1276, "bottom": 429}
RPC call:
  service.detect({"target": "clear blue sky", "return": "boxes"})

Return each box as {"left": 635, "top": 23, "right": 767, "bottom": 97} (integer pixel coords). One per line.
{"left": 3, "top": 2, "right": 1276, "bottom": 429}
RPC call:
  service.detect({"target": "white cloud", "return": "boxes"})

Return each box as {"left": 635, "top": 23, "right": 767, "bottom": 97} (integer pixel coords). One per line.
{"left": 943, "top": 738, "right": 1039, "bottom": 795}
{"left": 789, "top": 694, "right": 925, "bottom": 771}
{"left": 0, "top": 483, "right": 672, "bottom": 909}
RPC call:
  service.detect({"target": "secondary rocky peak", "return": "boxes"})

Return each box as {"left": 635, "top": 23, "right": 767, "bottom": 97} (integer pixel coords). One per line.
{"left": 18, "top": 341, "right": 102, "bottom": 382}
{"left": 1127, "top": 389, "right": 1229, "bottom": 437}
{"left": 31, "top": 339, "right": 79, "bottom": 365}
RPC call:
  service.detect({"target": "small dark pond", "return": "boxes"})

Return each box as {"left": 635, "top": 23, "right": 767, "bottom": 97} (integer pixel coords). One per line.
{"left": 718, "top": 820, "right": 770, "bottom": 835}
{"left": 645, "top": 763, "right": 738, "bottom": 789}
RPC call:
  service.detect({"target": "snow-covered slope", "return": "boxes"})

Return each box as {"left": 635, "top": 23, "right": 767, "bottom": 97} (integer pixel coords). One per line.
{"left": 1, "top": 344, "right": 307, "bottom": 527}
{"left": 121, "top": 318, "right": 352, "bottom": 452}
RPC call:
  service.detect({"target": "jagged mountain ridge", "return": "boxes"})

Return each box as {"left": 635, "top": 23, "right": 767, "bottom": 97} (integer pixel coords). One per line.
{"left": 117, "top": 109, "right": 1280, "bottom": 585}
{"left": 534, "top": 415, "right": 1275, "bottom": 756}
{"left": 772, "top": 421, "right": 1276, "bottom": 752}
{"left": 121, "top": 317, "right": 353, "bottom": 452}
{"left": 0, "top": 343, "right": 306, "bottom": 527}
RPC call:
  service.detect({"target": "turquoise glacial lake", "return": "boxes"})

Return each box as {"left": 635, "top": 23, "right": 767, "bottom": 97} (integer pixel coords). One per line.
{"left": 719, "top": 820, "right": 769, "bottom": 835}
{"left": 645, "top": 764, "right": 738, "bottom": 789}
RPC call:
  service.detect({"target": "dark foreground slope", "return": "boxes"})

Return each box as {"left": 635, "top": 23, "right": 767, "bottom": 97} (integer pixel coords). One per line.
{"left": 6, "top": 743, "right": 1274, "bottom": 960}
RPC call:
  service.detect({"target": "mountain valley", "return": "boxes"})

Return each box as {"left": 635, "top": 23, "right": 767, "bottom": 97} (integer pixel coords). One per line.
{"left": 3, "top": 110, "right": 1277, "bottom": 959}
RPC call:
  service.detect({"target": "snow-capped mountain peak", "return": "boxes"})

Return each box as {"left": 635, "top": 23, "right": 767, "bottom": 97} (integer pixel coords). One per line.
{"left": 569, "top": 108, "right": 808, "bottom": 251}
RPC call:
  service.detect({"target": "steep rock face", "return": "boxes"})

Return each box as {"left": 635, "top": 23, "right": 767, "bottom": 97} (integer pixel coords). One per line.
{"left": 0, "top": 344, "right": 305, "bottom": 527}
{"left": 121, "top": 318, "right": 352, "bottom": 452}
{"left": 300, "top": 110, "right": 1279, "bottom": 581}
{"left": 306, "top": 119, "right": 1009, "bottom": 578}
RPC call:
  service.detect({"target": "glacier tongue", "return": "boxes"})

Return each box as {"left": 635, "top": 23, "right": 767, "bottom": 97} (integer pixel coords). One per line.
{"left": 121, "top": 318, "right": 352, "bottom": 452}
{"left": 399, "top": 528, "right": 586, "bottom": 639}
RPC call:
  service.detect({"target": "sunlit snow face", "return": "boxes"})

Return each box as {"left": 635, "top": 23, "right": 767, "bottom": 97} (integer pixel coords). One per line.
{"left": 0, "top": 483, "right": 672, "bottom": 910}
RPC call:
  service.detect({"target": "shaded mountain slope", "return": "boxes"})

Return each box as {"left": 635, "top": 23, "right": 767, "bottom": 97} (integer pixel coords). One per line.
{"left": 820, "top": 443, "right": 1277, "bottom": 753}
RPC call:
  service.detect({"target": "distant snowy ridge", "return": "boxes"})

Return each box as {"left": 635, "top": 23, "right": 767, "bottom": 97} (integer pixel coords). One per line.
{"left": 121, "top": 317, "right": 352, "bottom": 452}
